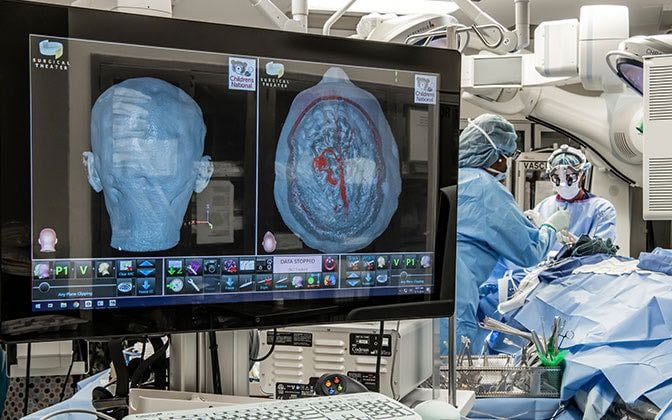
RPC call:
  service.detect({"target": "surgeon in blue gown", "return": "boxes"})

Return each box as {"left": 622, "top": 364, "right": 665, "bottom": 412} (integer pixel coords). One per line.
{"left": 441, "top": 114, "right": 569, "bottom": 353}
{"left": 531, "top": 145, "right": 617, "bottom": 249}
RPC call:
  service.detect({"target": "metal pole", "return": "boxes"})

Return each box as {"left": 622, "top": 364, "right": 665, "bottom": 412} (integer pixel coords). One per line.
{"left": 448, "top": 317, "right": 457, "bottom": 406}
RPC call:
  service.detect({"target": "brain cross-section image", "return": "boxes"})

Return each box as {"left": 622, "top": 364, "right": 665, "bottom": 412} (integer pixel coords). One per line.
{"left": 275, "top": 67, "right": 401, "bottom": 253}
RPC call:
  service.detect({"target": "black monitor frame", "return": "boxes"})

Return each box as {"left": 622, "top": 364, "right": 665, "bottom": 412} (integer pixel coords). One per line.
{"left": 0, "top": 0, "right": 460, "bottom": 343}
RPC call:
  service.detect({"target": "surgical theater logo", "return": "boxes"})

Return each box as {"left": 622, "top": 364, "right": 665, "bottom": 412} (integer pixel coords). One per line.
{"left": 33, "top": 39, "right": 70, "bottom": 71}
{"left": 414, "top": 74, "right": 437, "bottom": 104}
{"left": 39, "top": 39, "right": 63, "bottom": 58}
{"left": 229, "top": 57, "right": 257, "bottom": 91}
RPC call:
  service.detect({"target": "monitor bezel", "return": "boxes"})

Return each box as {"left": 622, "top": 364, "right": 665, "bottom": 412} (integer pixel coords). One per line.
{"left": 0, "top": 0, "right": 460, "bottom": 343}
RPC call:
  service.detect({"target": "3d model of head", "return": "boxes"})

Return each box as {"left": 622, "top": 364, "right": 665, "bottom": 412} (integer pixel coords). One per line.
{"left": 83, "top": 77, "right": 213, "bottom": 252}
{"left": 38, "top": 228, "right": 58, "bottom": 253}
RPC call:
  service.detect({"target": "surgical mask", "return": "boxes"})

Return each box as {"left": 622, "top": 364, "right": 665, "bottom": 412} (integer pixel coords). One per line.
{"left": 486, "top": 167, "right": 507, "bottom": 182}
{"left": 556, "top": 183, "right": 580, "bottom": 200}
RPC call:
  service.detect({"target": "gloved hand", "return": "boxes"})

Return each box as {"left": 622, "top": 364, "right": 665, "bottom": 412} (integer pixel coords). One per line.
{"left": 542, "top": 210, "right": 570, "bottom": 232}
{"left": 524, "top": 209, "right": 542, "bottom": 227}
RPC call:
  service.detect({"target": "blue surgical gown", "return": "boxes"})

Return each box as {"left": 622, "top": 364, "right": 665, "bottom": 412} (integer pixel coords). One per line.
{"left": 444, "top": 168, "right": 556, "bottom": 352}
{"left": 534, "top": 193, "right": 616, "bottom": 251}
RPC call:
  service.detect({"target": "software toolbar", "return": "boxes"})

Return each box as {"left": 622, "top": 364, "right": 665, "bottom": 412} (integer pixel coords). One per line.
{"left": 31, "top": 253, "right": 433, "bottom": 311}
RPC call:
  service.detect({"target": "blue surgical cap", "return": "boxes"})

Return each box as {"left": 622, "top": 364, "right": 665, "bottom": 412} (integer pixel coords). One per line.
{"left": 549, "top": 151, "right": 583, "bottom": 168}
{"left": 458, "top": 114, "right": 518, "bottom": 168}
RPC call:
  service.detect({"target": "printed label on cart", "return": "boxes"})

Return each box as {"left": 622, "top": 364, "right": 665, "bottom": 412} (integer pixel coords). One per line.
{"left": 267, "top": 331, "right": 313, "bottom": 347}
{"left": 229, "top": 57, "right": 256, "bottom": 91}
{"left": 276, "top": 382, "right": 315, "bottom": 399}
{"left": 414, "top": 74, "right": 437, "bottom": 104}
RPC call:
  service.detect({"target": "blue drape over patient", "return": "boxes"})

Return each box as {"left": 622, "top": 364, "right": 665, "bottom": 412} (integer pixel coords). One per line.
{"left": 274, "top": 67, "right": 401, "bottom": 253}
{"left": 84, "top": 77, "right": 213, "bottom": 252}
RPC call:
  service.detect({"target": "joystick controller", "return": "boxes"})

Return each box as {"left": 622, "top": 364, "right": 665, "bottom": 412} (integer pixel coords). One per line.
{"left": 315, "top": 373, "right": 369, "bottom": 396}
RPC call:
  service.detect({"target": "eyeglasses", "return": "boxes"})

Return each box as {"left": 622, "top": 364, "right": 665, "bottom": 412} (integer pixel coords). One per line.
{"left": 549, "top": 166, "right": 582, "bottom": 186}
{"left": 507, "top": 149, "right": 521, "bottom": 161}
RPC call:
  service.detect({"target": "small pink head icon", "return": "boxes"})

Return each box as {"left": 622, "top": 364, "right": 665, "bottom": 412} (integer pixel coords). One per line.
{"left": 33, "top": 263, "right": 51, "bottom": 279}
{"left": 262, "top": 231, "right": 277, "bottom": 253}
{"left": 38, "top": 228, "right": 58, "bottom": 253}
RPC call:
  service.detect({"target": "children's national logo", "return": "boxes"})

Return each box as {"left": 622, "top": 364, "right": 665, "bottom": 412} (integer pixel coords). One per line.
{"left": 414, "top": 74, "right": 437, "bottom": 104}
{"left": 229, "top": 57, "right": 256, "bottom": 91}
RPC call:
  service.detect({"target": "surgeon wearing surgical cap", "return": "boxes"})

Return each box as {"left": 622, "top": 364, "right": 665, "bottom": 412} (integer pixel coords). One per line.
{"left": 530, "top": 145, "right": 616, "bottom": 249}
{"left": 441, "top": 114, "right": 570, "bottom": 351}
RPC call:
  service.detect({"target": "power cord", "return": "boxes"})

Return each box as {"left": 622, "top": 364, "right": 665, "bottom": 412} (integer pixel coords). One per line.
{"left": 374, "top": 321, "right": 385, "bottom": 393}
{"left": 24, "top": 342, "right": 31, "bottom": 417}
{"left": 39, "top": 408, "right": 117, "bottom": 420}
{"left": 389, "top": 320, "right": 401, "bottom": 399}
{"left": 58, "top": 344, "right": 76, "bottom": 402}
{"left": 249, "top": 328, "right": 277, "bottom": 362}
{"left": 208, "top": 331, "right": 222, "bottom": 394}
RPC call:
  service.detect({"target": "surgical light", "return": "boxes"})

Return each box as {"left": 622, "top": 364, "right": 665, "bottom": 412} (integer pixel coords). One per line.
{"left": 606, "top": 35, "right": 672, "bottom": 96}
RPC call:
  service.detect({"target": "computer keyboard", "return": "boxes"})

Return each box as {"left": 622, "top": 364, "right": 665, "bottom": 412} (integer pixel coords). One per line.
{"left": 124, "top": 392, "right": 421, "bottom": 420}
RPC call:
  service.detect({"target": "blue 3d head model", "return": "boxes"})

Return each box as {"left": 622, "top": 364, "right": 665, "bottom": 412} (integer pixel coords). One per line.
{"left": 83, "top": 77, "right": 213, "bottom": 252}
{"left": 274, "top": 67, "right": 401, "bottom": 253}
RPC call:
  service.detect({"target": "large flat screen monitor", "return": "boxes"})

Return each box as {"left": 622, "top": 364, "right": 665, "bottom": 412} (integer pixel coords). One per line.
{"left": 0, "top": 0, "right": 460, "bottom": 342}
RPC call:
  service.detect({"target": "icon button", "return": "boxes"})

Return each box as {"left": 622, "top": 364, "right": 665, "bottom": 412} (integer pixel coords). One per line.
{"left": 165, "top": 277, "right": 184, "bottom": 294}
{"left": 136, "top": 264, "right": 156, "bottom": 277}
{"left": 96, "top": 261, "right": 114, "bottom": 278}
{"left": 186, "top": 259, "right": 203, "bottom": 276}
{"left": 203, "top": 276, "right": 222, "bottom": 293}
{"left": 222, "top": 258, "right": 238, "bottom": 274}
{"left": 323, "top": 256, "right": 337, "bottom": 272}
{"left": 33, "top": 262, "right": 52, "bottom": 280}
{"left": 376, "top": 272, "right": 390, "bottom": 286}
{"left": 347, "top": 256, "right": 361, "bottom": 271}
{"left": 185, "top": 277, "right": 204, "bottom": 294}
{"left": 74, "top": 261, "right": 93, "bottom": 279}
{"left": 273, "top": 275, "right": 290, "bottom": 290}
{"left": 255, "top": 275, "right": 273, "bottom": 291}
{"left": 116, "top": 279, "right": 135, "bottom": 296}
{"left": 376, "top": 256, "right": 389, "bottom": 270}
{"left": 238, "top": 275, "right": 254, "bottom": 292}
{"left": 323, "top": 273, "right": 337, "bottom": 287}
{"left": 221, "top": 275, "right": 238, "bottom": 292}
{"left": 137, "top": 259, "right": 155, "bottom": 268}
{"left": 306, "top": 273, "right": 320, "bottom": 288}
{"left": 403, "top": 255, "right": 418, "bottom": 269}
{"left": 361, "top": 272, "right": 375, "bottom": 287}
{"left": 54, "top": 261, "right": 71, "bottom": 279}
{"left": 137, "top": 278, "right": 156, "bottom": 296}
{"left": 166, "top": 260, "right": 184, "bottom": 276}
{"left": 117, "top": 260, "right": 135, "bottom": 278}
{"left": 84, "top": 300, "right": 92, "bottom": 308}
{"left": 108, "top": 300, "right": 116, "bottom": 307}
{"left": 239, "top": 259, "right": 256, "bottom": 273}
{"left": 255, "top": 258, "right": 273, "bottom": 273}
{"left": 362, "top": 256, "right": 376, "bottom": 271}
{"left": 203, "top": 259, "right": 220, "bottom": 275}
